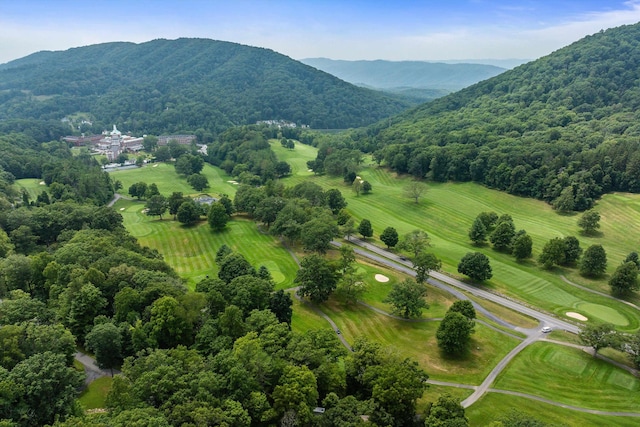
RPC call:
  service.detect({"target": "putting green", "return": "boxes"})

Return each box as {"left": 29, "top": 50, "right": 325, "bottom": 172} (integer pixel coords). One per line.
{"left": 260, "top": 261, "right": 286, "bottom": 284}
{"left": 575, "top": 302, "right": 629, "bottom": 326}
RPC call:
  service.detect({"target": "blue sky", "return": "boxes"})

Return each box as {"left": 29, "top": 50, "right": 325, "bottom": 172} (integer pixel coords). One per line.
{"left": 1, "top": 0, "right": 640, "bottom": 64}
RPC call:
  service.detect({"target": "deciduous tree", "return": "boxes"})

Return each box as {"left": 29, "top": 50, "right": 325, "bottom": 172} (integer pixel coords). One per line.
{"left": 85, "top": 322, "right": 123, "bottom": 375}
{"left": 448, "top": 300, "right": 476, "bottom": 320}
{"left": 5, "top": 351, "right": 84, "bottom": 426}
{"left": 579, "top": 323, "right": 615, "bottom": 355}
{"left": 609, "top": 261, "right": 639, "bottom": 296}
{"left": 538, "top": 237, "right": 566, "bottom": 269}
{"left": 425, "top": 393, "right": 469, "bottom": 427}
{"left": 380, "top": 226, "right": 399, "bottom": 249}
{"left": 176, "top": 200, "right": 200, "bottom": 225}
{"left": 436, "top": 312, "right": 474, "bottom": 355}
{"left": 269, "top": 290, "right": 293, "bottom": 326}
{"left": 579, "top": 244, "right": 607, "bottom": 277}
{"left": 562, "top": 235, "right": 582, "bottom": 265}
{"left": 357, "top": 219, "right": 373, "bottom": 239}
{"left": 578, "top": 210, "right": 601, "bottom": 235}
{"left": 402, "top": 180, "right": 426, "bottom": 203}
{"left": 398, "top": 229, "right": 430, "bottom": 259}
{"left": 187, "top": 173, "right": 209, "bottom": 191}
{"left": 489, "top": 219, "right": 515, "bottom": 252}
{"left": 383, "top": 278, "right": 428, "bottom": 318}
{"left": 512, "top": 232, "right": 533, "bottom": 260}
{"left": 326, "top": 188, "right": 347, "bottom": 214}
{"left": 457, "top": 252, "right": 492, "bottom": 282}
{"left": 294, "top": 254, "right": 338, "bottom": 303}
{"left": 414, "top": 252, "right": 441, "bottom": 283}
{"left": 218, "top": 252, "right": 256, "bottom": 284}
{"left": 300, "top": 218, "right": 339, "bottom": 253}
{"left": 145, "top": 194, "right": 167, "bottom": 220}
{"left": 208, "top": 202, "right": 230, "bottom": 231}
{"left": 128, "top": 182, "right": 148, "bottom": 200}
{"left": 167, "top": 192, "right": 186, "bottom": 219}
{"left": 468, "top": 217, "right": 487, "bottom": 246}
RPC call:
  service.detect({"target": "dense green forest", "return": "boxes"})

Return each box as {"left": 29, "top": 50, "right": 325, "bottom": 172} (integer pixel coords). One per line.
{"left": 0, "top": 38, "right": 411, "bottom": 134}
{"left": 340, "top": 23, "right": 640, "bottom": 211}
{"left": 0, "top": 136, "right": 433, "bottom": 426}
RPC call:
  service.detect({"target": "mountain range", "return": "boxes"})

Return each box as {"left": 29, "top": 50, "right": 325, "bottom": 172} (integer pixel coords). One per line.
{"left": 357, "top": 22, "right": 640, "bottom": 209}
{"left": 0, "top": 38, "right": 412, "bottom": 134}
{"left": 301, "top": 57, "right": 507, "bottom": 93}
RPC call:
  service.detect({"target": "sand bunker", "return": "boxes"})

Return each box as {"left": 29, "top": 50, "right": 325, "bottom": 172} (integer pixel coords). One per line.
{"left": 119, "top": 208, "right": 125, "bottom": 211}
{"left": 375, "top": 274, "right": 390, "bottom": 283}
{"left": 39, "top": 181, "right": 45, "bottom": 185}
{"left": 566, "top": 311, "right": 588, "bottom": 321}
{"left": 153, "top": 164, "right": 159, "bottom": 167}
{"left": 227, "top": 180, "right": 239, "bottom": 185}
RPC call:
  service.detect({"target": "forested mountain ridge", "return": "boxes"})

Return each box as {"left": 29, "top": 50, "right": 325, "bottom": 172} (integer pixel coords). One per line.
{"left": 361, "top": 23, "right": 640, "bottom": 211}
{"left": 301, "top": 58, "right": 506, "bottom": 91}
{"left": 0, "top": 38, "right": 411, "bottom": 134}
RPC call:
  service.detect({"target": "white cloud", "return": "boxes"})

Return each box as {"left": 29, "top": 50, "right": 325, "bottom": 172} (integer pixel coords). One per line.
{"left": 1, "top": 1, "right": 640, "bottom": 64}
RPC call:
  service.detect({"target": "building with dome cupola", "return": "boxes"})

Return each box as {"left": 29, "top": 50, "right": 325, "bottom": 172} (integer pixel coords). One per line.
{"left": 96, "top": 125, "right": 144, "bottom": 161}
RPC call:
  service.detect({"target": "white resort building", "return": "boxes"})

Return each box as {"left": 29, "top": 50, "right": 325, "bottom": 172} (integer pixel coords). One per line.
{"left": 96, "top": 125, "right": 144, "bottom": 161}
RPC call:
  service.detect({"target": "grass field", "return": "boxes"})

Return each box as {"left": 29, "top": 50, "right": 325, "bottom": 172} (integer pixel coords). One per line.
{"left": 270, "top": 140, "right": 640, "bottom": 333}
{"left": 115, "top": 198, "right": 299, "bottom": 289}
{"left": 15, "top": 178, "right": 46, "bottom": 201}
{"left": 105, "top": 141, "right": 640, "bottom": 423}
{"left": 319, "top": 299, "right": 520, "bottom": 384}
{"left": 493, "top": 341, "right": 640, "bottom": 412}
{"left": 78, "top": 376, "right": 113, "bottom": 410}
{"left": 467, "top": 393, "right": 640, "bottom": 427}
{"left": 110, "top": 162, "right": 239, "bottom": 198}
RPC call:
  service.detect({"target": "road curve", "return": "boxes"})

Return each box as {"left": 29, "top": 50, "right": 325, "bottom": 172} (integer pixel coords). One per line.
{"left": 342, "top": 238, "right": 581, "bottom": 335}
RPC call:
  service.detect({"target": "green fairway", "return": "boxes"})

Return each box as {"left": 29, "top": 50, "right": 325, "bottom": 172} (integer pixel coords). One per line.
{"left": 467, "top": 393, "right": 640, "bottom": 427}
{"left": 270, "top": 141, "right": 640, "bottom": 332}
{"left": 15, "top": 178, "right": 47, "bottom": 200}
{"left": 319, "top": 300, "right": 520, "bottom": 384}
{"left": 109, "top": 162, "right": 239, "bottom": 198}
{"left": 115, "top": 198, "right": 299, "bottom": 289}
{"left": 493, "top": 341, "right": 640, "bottom": 412}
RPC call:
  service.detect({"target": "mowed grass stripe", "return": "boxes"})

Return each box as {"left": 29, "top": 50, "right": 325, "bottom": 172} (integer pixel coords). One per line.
{"left": 493, "top": 341, "right": 640, "bottom": 412}
{"left": 467, "top": 393, "right": 640, "bottom": 427}
{"left": 110, "top": 162, "right": 239, "bottom": 198}
{"left": 319, "top": 299, "right": 520, "bottom": 384}
{"left": 116, "top": 199, "right": 298, "bottom": 289}
{"left": 273, "top": 155, "right": 640, "bottom": 331}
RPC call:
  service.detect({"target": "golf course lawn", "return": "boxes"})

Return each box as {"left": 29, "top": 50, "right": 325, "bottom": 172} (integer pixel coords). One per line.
{"left": 319, "top": 299, "right": 520, "bottom": 384}
{"left": 15, "top": 178, "right": 47, "bottom": 201}
{"left": 102, "top": 140, "right": 640, "bottom": 424}
{"left": 111, "top": 162, "right": 239, "bottom": 198}
{"left": 467, "top": 393, "right": 640, "bottom": 427}
{"left": 270, "top": 140, "right": 640, "bottom": 333}
{"left": 78, "top": 376, "right": 113, "bottom": 410}
{"left": 115, "top": 198, "right": 299, "bottom": 289}
{"left": 493, "top": 341, "right": 640, "bottom": 412}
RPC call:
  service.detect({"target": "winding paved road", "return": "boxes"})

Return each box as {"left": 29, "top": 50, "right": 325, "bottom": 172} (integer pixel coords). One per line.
{"left": 326, "top": 238, "right": 640, "bottom": 414}
{"left": 74, "top": 352, "right": 119, "bottom": 385}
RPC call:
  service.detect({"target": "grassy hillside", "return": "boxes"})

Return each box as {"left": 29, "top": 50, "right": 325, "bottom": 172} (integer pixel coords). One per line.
{"left": 0, "top": 38, "right": 411, "bottom": 134}
{"left": 361, "top": 23, "right": 640, "bottom": 210}
{"left": 110, "top": 143, "right": 640, "bottom": 425}
{"left": 272, "top": 140, "right": 640, "bottom": 332}
{"left": 116, "top": 198, "right": 298, "bottom": 289}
